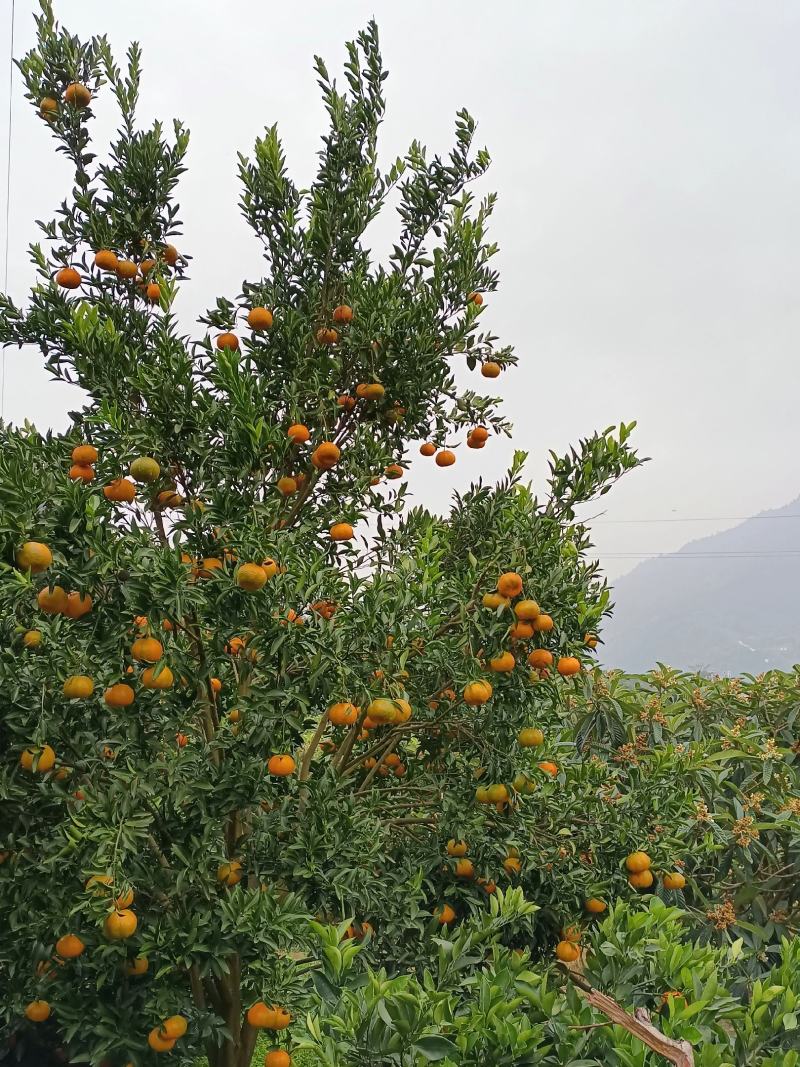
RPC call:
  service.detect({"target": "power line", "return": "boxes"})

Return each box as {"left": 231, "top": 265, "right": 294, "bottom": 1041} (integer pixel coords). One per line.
{"left": 1, "top": 0, "right": 15, "bottom": 420}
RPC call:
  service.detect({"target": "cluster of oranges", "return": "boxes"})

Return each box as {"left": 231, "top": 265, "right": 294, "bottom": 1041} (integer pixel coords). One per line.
{"left": 148, "top": 1014, "right": 188, "bottom": 1054}
{"left": 625, "top": 850, "right": 686, "bottom": 892}
{"left": 54, "top": 243, "right": 180, "bottom": 303}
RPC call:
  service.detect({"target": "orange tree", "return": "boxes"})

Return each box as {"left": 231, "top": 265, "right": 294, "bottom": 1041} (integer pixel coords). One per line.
{"left": 0, "top": 4, "right": 649, "bottom": 1066}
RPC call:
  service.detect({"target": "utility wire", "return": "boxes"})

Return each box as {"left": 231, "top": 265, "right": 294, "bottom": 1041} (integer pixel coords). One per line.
{"left": 1, "top": 0, "right": 15, "bottom": 420}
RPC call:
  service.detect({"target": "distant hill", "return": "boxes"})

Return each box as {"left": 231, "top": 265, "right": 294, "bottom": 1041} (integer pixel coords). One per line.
{"left": 600, "top": 498, "right": 800, "bottom": 674}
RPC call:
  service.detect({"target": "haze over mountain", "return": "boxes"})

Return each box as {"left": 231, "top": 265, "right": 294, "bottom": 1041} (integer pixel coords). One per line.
{"left": 600, "top": 497, "right": 800, "bottom": 675}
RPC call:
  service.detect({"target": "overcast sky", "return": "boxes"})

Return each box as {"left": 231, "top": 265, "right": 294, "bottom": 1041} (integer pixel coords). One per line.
{"left": 1, "top": 1, "right": 799, "bottom": 580}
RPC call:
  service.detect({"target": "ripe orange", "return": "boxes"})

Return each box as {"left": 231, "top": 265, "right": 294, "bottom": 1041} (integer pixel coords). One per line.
{"left": 20, "top": 745, "right": 56, "bottom": 773}
{"left": 210, "top": 677, "right": 222, "bottom": 694}
{"left": 287, "top": 423, "right": 310, "bottom": 444}
{"left": 247, "top": 306, "right": 273, "bottom": 330}
{"left": 481, "top": 361, "right": 501, "bottom": 378}
{"left": 103, "top": 909, "right": 137, "bottom": 940}
{"left": 267, "top": 754, "right": 296, "bottom": 776}
{"left": 463, "top": 680, "right": 492, "bottom": 706}
{"left": 72, "top": 443, "right": 98, "bottom": 464}
{"left": 62, "top": 675, "right": 94, "bottom": 700}
{"left": 514, "top": 600, "right": 540, "bottom": 621}
{"left": 517, "top": 727, "right": 544, "bottom": 747}
{"left": 328, "top": 702, "right": 358, "bottom": 726}
{"left": 533, "top": 613, "right": 554, "bottom": 632}
{"left": 527, "top": 649, "right": 553, "bottom": 670}
{"left": 55, "top": 266, "right": 81, "bottom": 289}
{"left": 585, "top": 898, "right": 607, "bottom": 914}
{"left": 466, "top": 432, "right": 485, "bottom": 450}
{"left": 55, "top": 933, "right": 85, "bottom": 959}
{"left": 264, "top": 1051, "right": 291, "bottom": 1067}
{"left": 663, "top": 872, "right": 686, "bottom": 890}
{"left": 216, "top": 332, "right": 240, "bottom": 351}
{"left": 454, "top": 858, "right": 474, "bottom": 879}
{"left": 316, "top": 327, "right": 338, "bottom": 345}
{"left": 156, "top": 489, "right": 183, "bottom": 508}
{"left": 419, "top": 442, "right": 436, "bottom": 456}
{"left": 538, "top": 761, "right": 558, "bottom": 777}
{"left": 435, "top": 450, "right": 455, "bottom": 467}
{"left": 159, "top": 1015, "right": 188, "bottom": 1040}
{"left": 330, "top": 522, "right": 354, "bottom": 542}
{"left": 163, "top": 243, "right": 180, "bottom": 266}
{"left": 123, "top": 956, "right": 149, "bottom": 976}
{"left": 385, "top": 464, "right": 404, "bottom": 479}
{"left": 562, "top": 924, "right": 582, "bottom": 943}
{"left": 16, "top": 541, "right": 52, "bottom": 573}
{"left": 482, "top": 592, "right": 510, "bottom": 610}
{"left": 446, "top": 840, "right": 468, "bottom": 857}
{"left": 246, "top": 1002, "right": 273, "bottom": 1028}
{"left": 435, "top": 903, "right": 456, "bottom": 925}
{"left": 130, "top": 456, "right": 161, "bottom": 483}
{"left": 69, "top": 462, "right": 94, "bottom": 482}
{"left": 629, "top": 869, "right": 655, "bottom": 890}
{"left": 64, "top": 82, "right": 91, "bottom": 107}
{"left": 218, "top": 860, "right": 243, "bottom": 886}
{"left": 140, "top": 259, "right": 156, "bottom": 275}
{"left": 39, "top": 97, "right": 58, "bottom": 120}
{"left": 557, "top": 656, "right": 581, "bottom": 677}
{"left": 366, "top": 698, "right": 397, "bottom": 724}
{"left": 311, "top": 441, "right": 341, "bottom": 470}
{"left": 131, "top": 636, "right": 163, "bottom": 662}
{"left": 584, "top": 633, "right": 599, "bottom": 649}
{"left": 497, "top": 572, "right": 523, "bottom": 598}
{"left": 147, "top": 1028, "right": 176, "bottom": 1053}
{"left": 63, "top": 591, "right": 93, "bottom": 619}
{"left": 94, "top": 249, "right": 118, "bottom": 272}
{"left": 487, "top": 783, "right": 509, "bottom": 804}
{"left": 468, "top": 291, "right": 483, "bottom": 305}
{"left": 503, "top": 856, "right": 522, "bottom": 875}
{"left": 625, "top": 851, "right": 651, "bottom": 874}
{"left": 555, "top": 940, "right": 580, "bottom": 963}
{"left": 142, "top": 665, "right": 174, "bottom": 689}
{"left": 114, "top": 259, "right": 137, "bottom": 280}
{"left": 145, "top": 282, "right": 161, "bottom": 303}
{"left": 23, "top": 629, "right": 42, "bottom": 649}
{"left": 489, "top": 651, "right": 515, "bottom": 673}
{"left": 355, "top": 382, "right": 385, "bottom": 400}
{"left": 237, "top": 563, "right": 268, "bottom": 591}
{"left": 37, "top": 585, "right": 68, "bottom": 614}
{"left": 509, "top": 621, "right": 534, "bottom": 641}
{"left": 332, "top": 304, "right": 353, "bottom": 323}
{"left": 337, "top": 394, "right": 356, "bottom": 411}
{"left": 104, "top": 683, "right": 135, "bottom": 708}
{"left": 25, "top": 1000, "right": 51, "bottom": 1022}
{"left": 104, "top": 478, "right": 136, "bottom": 502}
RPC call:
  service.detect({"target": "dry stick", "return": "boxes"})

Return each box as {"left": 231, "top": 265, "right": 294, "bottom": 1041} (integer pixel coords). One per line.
{"left": 356, "top": 733, "right": 401, "bottom": 794}
{"left": 332, "top": 707, "right": 368, "bottom": 773}
{"left": 564, "top": 969, "right": 694, "bottom": 1067}
{"left": 299, "top": 713, "right": 330, "bottom": 782}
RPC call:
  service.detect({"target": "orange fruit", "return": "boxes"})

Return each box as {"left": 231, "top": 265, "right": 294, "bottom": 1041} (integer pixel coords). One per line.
{"left": 316, "top": 327, "right": 338, "bottom": 345}
{"left": 69, "top": 462, "right": 94, "bottom": 482}
{"left": 385, "top": 464, "right": 404, "bottom": 479}
{"left": 210, "top": 678, "right": 222, "bottom": 694}
{"left": 435, "top": 904, "right": 456, "bottom": 925}
{"left": 39, "top": 97, "right": 58, "bottom": 120}
{"left": 23, "top": 629, "right": 42, "bottom": 649}
{"left": 509, "top": 621, "right": 534, "bottom": 641}
{"left": 469, "top": 425, "right": 489, "bottom": 444}
{"left": 55, "top": 933, "right": 85, "bottom": 959}
{"left": 163, "top": 243, "right": 180, "bottom": 266}
{"left": 140, "top": 258, "right": 156, "bottom": 275}
{"left": 218, "top": 860, "right": 243, "bottom": 886}
{"left": 435, "top": 450, "right": 455, "bottom": 467}
{"left": 332, "top": 304, "right": 353, "bottom": 323}
{"left": 533, "top": 613, "right": 554, "bottom": 633}
{"left": 103, "top": 478, "right": 136, "bottom": 502}
{"left": 104, "top": 683, "right": 135, "bottom": 708}
{"left": 25, "top": 1000, "right": 51, "bottom": 1022}
{"left": 625, "top": 851, "right": 651, "bottom": 874}
{"left": 246, "top": 1002, "right": 273, "bottom": 1028}
{"left": 527, "top": 649, "right": 553, "bottom": 670}
{"left": 466, "top": 432, "right": 485, "bottom": 450}
{"left": 328, "top": 702, "right": 358, "bottom": 726}
{"left": 62, "top": 675, "right": 94, "bottom": 700}
{"left": 20, "top": 745, "right": 56, "bottom": 773}
{"left": 446, "top": 840, "right": 468, "bottom": 857}
{"left": 147, "top": 1028, "right": 176, "bottom": 1053}
{"left": 629, "top": 869, "right": 655, "bottom": 890}
{"left": 311, "top": 441, "right": 341, "bottom": 470}
{"left": 267, "top": 754, "right": 296, "bottom": 776}
{"left": 562, "top": 924, "right": 582, "bottom": 943}
{"left": 481, "top": 361, "right": 501, "bottom": 378}
{"left": 216, "top": 332, "right": 240, "bottom": 351}
{"left": 123, "top": 956, "right": 149, "bottom": 976}
{"left": 131, "top": 636, "right": 163, "bottom": 662}
{"left": 514, "top": 600, "right": 540, "bottom": 621}
{"left": 337, "top": 394, "right": 356, "bottom": 411}
{"left": 489, "top": 651, "right": 515, "bottom": 673}
{"left": 247, "top": 306, "right": 273, "bottom": 330}
{"left": 497, "top": 572, "right": 523, "bottom": 598}
{"left": 463, "top": 680, "right": 492, "bottom": 706}
{"left": 116, "top": 259, "right": 138, "bottom": 279}
{"left": 663, "top": 872, "right": 686, "bottom": 890}
{"left": 584, "top": 633, "right": 599, "bottom": 649}
{"left": 63, "top": 591, "right": 93, "bottom": 619}
{"left": 55, "top": 266, "right": 81, "bottom": 289}
{"left": 454, "top": 858, "right": 474, "bottom": 879}
{"left": 287, "top": 423, "right": 310, "bottom": 444}
{"left": 156, "top": 490, "right": 183, "bottom": 508}
{"left": 94, "top": 249, "right": 118, "bottom": 272}
{"left": 355, "top": 382, "right": 385, "bottom": 401}
{"left": 329, "top": 522, "right": 354, "bottom": 542}
{"left": 419, "top": 442, "right": 436, "bottom": 456}
{"left": 146, "top": 282, "right": 161, "bottom": 303}
{"left": 71, "top": 444, "right": 98, "bottom": 464}
{"left": 64, "top": 82, "right": 91, "bottom": 107}
{"left": 585, "top": 898, "right": 607, "bottom": 914}
{"left": 366, "top": 698, "right": 398, "bottom": 724}
{"left": 487, "top": 783, "right": 509, "bottom": 804}
{"left": 130, "top": 457, "right": 160, "bottom": 483}
{"left": 269, "top": 1007, "right": 292, "bottom": 1031}
{"left": 16, "top": 541, "right": 52, "bottom": 573}
{"left": 142, "top": 665, "right": 174, "bottom": 689}
{"left": 468, "top": 291, "right": 483, "bottom": 305}
{"left": 503, "top": 856, "right": 522, "bottom": 875}
{"left": 538, "top": 761, "right": 558, "bottom": 777}
{"left": 159, "top": 1015, "right": 188, "bottom": 1039}
{"left": 264, "top": 1052, "right": 291, "bottom": 1067}
{"left": 482, "top": 592, "right": 510, "bottom": 610}
{"left": 555, "top": 940, "right": 580, "bottom": 963}
{"left": 103, "top": 909, "right": 137, "bottom": 940}
{"left": 557, "top": 656, "right": 581, "bottom": 677}
{"left": 37, "top": 585, "right": 68, "bottom": 614}
{"left": 236, "top": 563, "right": 268, "bottom": 591}
{"left": 517, "top": 727, "right": 544, "bottom": 747}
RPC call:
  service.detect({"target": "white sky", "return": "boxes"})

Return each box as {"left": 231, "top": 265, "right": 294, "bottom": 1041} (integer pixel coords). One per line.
{"left": 2, "top": 1, "right": 799, "bottom": 580}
